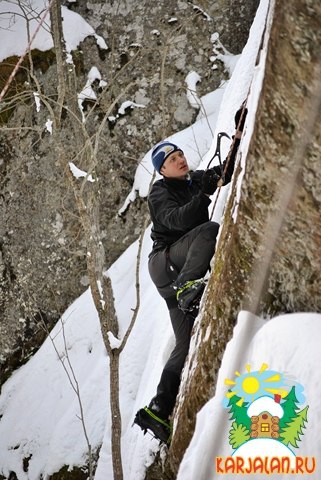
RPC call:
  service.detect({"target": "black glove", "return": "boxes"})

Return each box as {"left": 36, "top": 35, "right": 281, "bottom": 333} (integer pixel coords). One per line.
{"left": 234, "top": 106, "right": 248, "bottom": 132}
{"left": 201, "top": 170, "right": 220, "bottom": 195}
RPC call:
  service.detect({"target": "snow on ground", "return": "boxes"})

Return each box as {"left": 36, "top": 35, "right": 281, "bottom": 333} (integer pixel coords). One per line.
{"left": 1, "top": 1, "right": 319, "bottom": 480}
{"left": 0, "top": 289, "right": 108, "bottom": 479}
{"left": 0, "top": 227, "right": 170, "bottom": 480}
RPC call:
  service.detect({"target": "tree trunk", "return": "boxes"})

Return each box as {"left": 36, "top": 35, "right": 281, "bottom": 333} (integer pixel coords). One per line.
{"left": 50, "top": 2, "right": 124, "bottom": 478}
{"left": 110, "top": 350, "right": 123, "bottom": 480}
{"left": 166, "top": 0, "right": 321, "bottom": 476}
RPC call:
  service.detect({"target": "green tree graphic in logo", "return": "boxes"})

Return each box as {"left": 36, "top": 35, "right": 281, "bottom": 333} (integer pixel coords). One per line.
{"left": 279, "top": 386, "right": 309, "bottom": 448}
{"left": 223, "top": 363, "right": 309, "bottom": 452}
{"left": 227, "top": 394, "right": 250, "bottom": 448}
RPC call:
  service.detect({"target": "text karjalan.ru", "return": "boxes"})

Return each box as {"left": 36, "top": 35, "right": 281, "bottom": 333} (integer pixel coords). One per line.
{"left": 216, "top": 456, "right": 316, "bottom": 475}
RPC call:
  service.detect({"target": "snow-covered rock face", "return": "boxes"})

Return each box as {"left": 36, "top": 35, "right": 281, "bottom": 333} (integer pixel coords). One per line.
{"left": 0, "top": 0, "right": 258, "bottom": 383}
{"left": 247, "top": 396, "right": 284, "bottom": 418}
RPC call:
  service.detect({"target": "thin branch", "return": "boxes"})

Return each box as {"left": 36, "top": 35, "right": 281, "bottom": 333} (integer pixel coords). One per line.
{"left": 41, "top": 313, "right": 94, "bottom": 479}
{"left": 118, "top": 214, "right": 149, "bottom": 354}
{"left": 160, "top": 44, "right": 169, "bottom": 138}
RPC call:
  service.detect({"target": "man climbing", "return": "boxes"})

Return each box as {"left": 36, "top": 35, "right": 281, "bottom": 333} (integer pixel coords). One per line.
{"left": 134, "top": 107, "right": 247, "bottom": 444}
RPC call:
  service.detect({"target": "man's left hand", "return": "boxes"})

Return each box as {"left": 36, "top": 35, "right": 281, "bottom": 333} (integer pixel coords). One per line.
{"left": 201, "top": 170, "right": 221, "bottom": 195}
{"left": 234, "top": 106, "right": 248, "bottom": 132}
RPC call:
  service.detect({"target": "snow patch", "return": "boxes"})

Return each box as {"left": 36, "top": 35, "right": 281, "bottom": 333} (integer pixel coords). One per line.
{"left": 69, "top": 162, "right": 95, "bottom": 182}
{"left": 45, "top": 119, "right": 53, "bottom": 134}
{"left": 185, "top": 71, "right": 202, "bottom": 110}
{"left": 33, "top": 92, "right": 41, "bottom": 112}
{"left": 0, "top": 2, "right": 108, "bottom": 63}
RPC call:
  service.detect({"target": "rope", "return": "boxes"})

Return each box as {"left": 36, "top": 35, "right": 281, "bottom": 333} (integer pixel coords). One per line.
{"left": 0, "top": 0, "right": 57, "bottom": 103}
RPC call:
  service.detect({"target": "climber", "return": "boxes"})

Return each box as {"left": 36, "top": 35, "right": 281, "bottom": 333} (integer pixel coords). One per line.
{"left": 134, "top": 106, "right": 247, "bottom": 444}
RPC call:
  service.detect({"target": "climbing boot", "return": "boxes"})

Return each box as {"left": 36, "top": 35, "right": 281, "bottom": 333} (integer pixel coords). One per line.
{"left": 134, "top": 407, "right": 172, "bottom": 444}
{"left": 176, "top": 279, "right": 206, "bottom": 312}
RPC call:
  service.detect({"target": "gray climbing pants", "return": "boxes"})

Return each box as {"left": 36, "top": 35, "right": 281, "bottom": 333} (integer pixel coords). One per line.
{"left": 147, "top": 221, "right": 219, "bottom": 418}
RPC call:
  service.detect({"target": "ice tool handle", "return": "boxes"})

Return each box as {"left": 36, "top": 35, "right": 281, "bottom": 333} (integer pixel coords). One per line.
{"left": 206, "top": 131, "right": 231, "bottom": 183}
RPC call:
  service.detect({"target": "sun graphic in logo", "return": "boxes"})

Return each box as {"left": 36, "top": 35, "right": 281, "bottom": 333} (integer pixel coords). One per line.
{"left": 224, "top": 363, "right": 289, "bottom": 406}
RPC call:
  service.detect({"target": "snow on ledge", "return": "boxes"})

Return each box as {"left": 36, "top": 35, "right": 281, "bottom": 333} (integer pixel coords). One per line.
{"left": 0, "top": 1, "right": 108, "bottom": 63}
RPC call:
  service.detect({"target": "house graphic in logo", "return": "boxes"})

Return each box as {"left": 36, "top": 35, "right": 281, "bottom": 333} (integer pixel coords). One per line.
{"left": 248, "top": 394, "right": 283, "bottom": 439}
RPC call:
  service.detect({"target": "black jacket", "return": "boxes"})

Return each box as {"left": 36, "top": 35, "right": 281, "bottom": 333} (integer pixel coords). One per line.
{"left": 148, "top": 139, "right": 239, "bottom": 253}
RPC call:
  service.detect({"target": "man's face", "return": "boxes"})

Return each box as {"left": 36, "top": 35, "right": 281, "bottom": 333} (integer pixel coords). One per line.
{"left": 160, "top": 150, "right": 189, "bottom": 178}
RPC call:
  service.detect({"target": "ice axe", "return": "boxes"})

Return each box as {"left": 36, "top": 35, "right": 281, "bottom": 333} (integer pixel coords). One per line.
{"left": 206, "top": 131, "right": 231, "bottom": 185}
